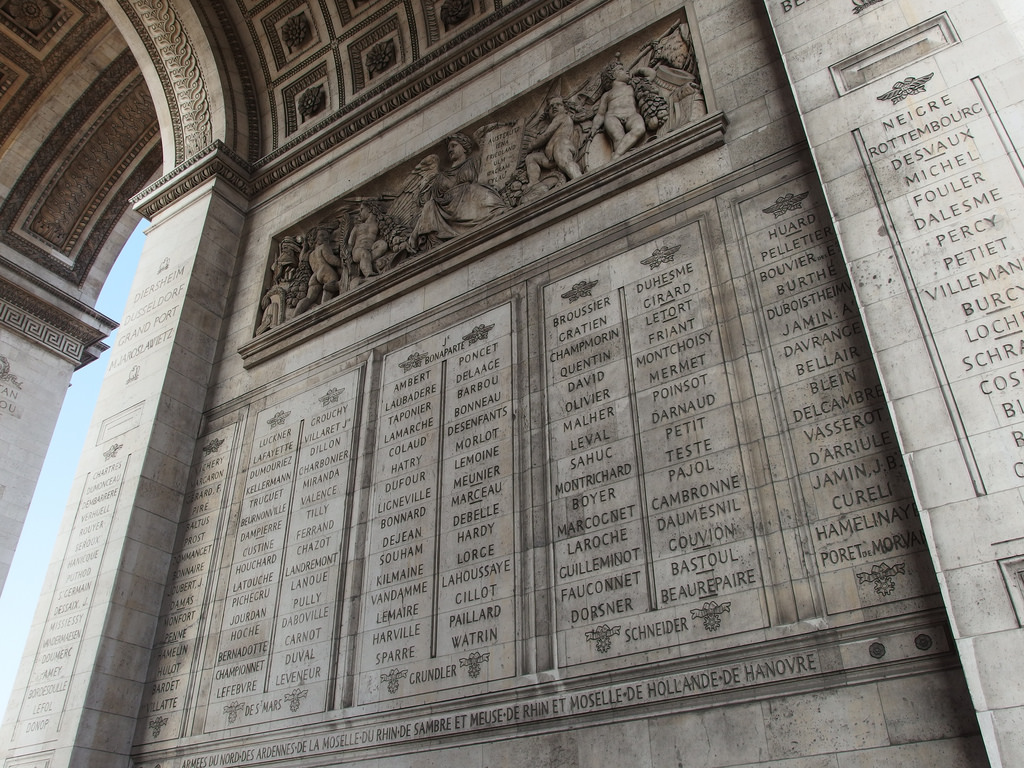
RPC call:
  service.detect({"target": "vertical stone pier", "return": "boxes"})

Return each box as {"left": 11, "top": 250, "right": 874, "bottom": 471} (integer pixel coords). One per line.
{"left": 1, "top": 174, "right": 245, "bottom": 767}
{"left": 764, "top": 0, "right": 1024, "bottom": 762}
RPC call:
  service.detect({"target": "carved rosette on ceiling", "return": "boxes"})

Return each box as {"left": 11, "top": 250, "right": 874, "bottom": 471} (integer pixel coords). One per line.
{"left": 0, "top": 0, "right": 71, "bottom": 50}
{"left": 264, "top": 2, "right": 321, "bottom": 68}
{"left": 134, "top": 0, "right": 584, "bottom": 218}
{"left": 251, "top": 16, "right": 717, "bottom": 341}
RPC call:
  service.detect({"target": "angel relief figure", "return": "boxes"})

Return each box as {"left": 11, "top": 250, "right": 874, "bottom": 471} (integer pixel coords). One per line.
{"left": 589, "top": 60, "right": 649, "bottom": 161}
{"left": 345, "top": 201, "right": 388, "bottom": 284}
{"left": 509, "top": 93, "right": 588, "bottom": 205}
{"left": 408, "top": 132, "right": 507, "bottom": 251}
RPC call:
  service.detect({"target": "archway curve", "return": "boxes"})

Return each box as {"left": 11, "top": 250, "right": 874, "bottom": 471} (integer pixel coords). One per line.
{"left": 99, "top": 0, "right": 259, "bottom": 170}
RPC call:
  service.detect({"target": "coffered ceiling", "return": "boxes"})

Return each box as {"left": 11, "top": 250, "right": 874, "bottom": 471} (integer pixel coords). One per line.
{"left": 0, "top": 0, "right": 571, "bottom": 328}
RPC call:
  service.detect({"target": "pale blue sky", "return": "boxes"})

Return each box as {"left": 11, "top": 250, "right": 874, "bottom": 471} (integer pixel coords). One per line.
{"left": 0, "top": 221, "right": 146, "bottom": 717}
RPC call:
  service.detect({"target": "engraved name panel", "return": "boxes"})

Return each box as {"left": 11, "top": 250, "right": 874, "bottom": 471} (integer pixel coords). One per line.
{"left": 14, "top": 451, "right": 130, "bottom": 745}
{"left": 856, "top": 77, "right": 1024, "bottom": 492}
{"left": 356, "top": 305, "right": 516, "bottom": 703}
{"left": 203, "top": 371, "right": 361, "bottom": 730}
{"left": 742, "top": 181, "right": 933, "bottom": 613}
{"left": 544, "top": 224, "right": 766, "bottom": 665}
{"left": 135, "top": 427, "right": 238, "bottom": 744}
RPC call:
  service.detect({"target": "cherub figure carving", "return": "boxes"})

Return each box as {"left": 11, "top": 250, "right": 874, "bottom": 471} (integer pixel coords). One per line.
{"left": 295, "top": 223, "right": 346, "bottom": 314}
{"left": 346, "top": 201, "right": 388, "bottom": 284}
{"left": 525, "top": 97, "right": 583, "bottom": 189}
{"left": 589, "top": 60, "right": 647, "bottom": 161}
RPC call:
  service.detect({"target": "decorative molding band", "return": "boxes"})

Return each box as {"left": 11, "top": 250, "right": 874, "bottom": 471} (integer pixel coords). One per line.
{"left": 239, "top": 112, "right": 728, "bottom": 365}
{"left": 121, "top": 0, "right": 213, "bottom": 163}
{"left": 0, "top": 275, "right": 116, "bottom": 367}
{"left": 132, "top": 141, "right": 252, "bottom": 218}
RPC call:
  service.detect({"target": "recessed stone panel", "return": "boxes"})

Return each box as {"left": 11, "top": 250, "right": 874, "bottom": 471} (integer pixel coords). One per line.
{"left": 356, "top": 304, "right": 516, "bottom": 704}
{"left": 199, "top": 369, "right": 363, "bottom": 731}
{"left": 544, "top": 224, "right": 768, "bottom": 665}
{"left": 738, "top": 178, "right": 935, "bottom": 614}
{"left": 854, "top": 76, "right": 1024, "bottom": 495}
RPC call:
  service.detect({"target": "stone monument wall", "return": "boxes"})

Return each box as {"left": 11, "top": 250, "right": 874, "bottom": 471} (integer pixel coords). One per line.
{"left": 124, "top": 3, "right": 980, "bottom": 763}
{"left": 1, "top": 0, "right": 1002, "bottom": 764}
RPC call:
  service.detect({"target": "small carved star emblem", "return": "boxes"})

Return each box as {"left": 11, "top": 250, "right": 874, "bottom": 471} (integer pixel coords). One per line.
{"left": 641, "top": 244, "right": 680, "bottom": 269}
{"left": 691, "top": 600, "right": 731, "bottom": 632}
{"left": 148, "top": 715, "right": 168, "bottom": 737}
{"left": 561, "top": 280, "right": 599, "bottom": 302}
{"left": 380, "top": 668, "right": 408, "bottom": 694}
{"left": 319, "top": 387, "right": 343, "bottom": 406}
{"left": 459, "top": 651, "right": 490, "bottom": 678}
{"left": 585, "top": 623, "right": 621, "bottom": 654}
{"left": 283, "top": 687, "right": 308, "bottom": 712}
{"left": 398, "top": 351, "right": 428, "bottom": 371}
{"left": 856, "top": 561, "right": 906, "bottom": 596}
{"left": 224, "top": 701, "right": 245, "bottom": 724}
{"left": 877, "top": 73, "right": 934, "bottom": 104}
{"left": 267, "top": 410, "right": 290, "bottom": 427}
{"left": 462, "top": 324, "right": 495, "bottom": 344}
{"left": 762, "top": 192, "right": 808, "bottom": 218}
{"left": 202, "top": 437, "right": 225, "bottom": 455}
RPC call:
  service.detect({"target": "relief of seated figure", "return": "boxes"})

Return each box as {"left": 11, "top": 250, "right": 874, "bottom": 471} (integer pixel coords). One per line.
{"left": 410, "top": 132, "right": 507, "bottom": 252}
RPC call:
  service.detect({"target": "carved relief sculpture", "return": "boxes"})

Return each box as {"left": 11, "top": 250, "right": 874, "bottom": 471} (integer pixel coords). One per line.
{"left": 410, "top": 132, "right": 508, "bottom": 251}
{"left": 588, "top": 60, "right": 648, "bottom": 161}
{"left": 256, "top": 19, "right": 707, "bottom": 334}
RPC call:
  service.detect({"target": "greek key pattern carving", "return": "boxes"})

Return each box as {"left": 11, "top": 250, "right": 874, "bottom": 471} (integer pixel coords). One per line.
{"left": 0, "top": 277, "right": 110, "bottom": 365}
{"left": 0, "top": 299, "right": 84, "bottom": 362}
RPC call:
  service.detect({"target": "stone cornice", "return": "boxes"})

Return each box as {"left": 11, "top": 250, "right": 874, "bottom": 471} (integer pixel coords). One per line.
{"left": 0, "top": 271, "right": 117, "bottom": 368}
{"left": 132, "top": 140, "right": 252, "bottom": 218}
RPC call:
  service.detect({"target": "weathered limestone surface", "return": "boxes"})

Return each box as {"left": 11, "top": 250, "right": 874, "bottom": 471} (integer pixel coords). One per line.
{"left": 0, "top": 332, "right": 74, "bottom": 588}
{"left": 764, "top": 0, "right": 1024, "bottom": 763}
{"left": 4, "top": 0, "right": 1022, "bottom": 765}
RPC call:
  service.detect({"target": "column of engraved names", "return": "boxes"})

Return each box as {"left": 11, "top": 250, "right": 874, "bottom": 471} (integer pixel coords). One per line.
{"left": 627, "top": 241, "right": 764, "bottom": 637}
{"left": 205, "top": 407, "right": 296, "bottom": 728}
{"left": 136, "top": 431, "right": 234, "bottom": 744}
{"left": 750, "top": 188, "right": 925, "bottom": 610}
{"left": 14, "top": 451, "right": 128, "bottom": 745}
{"left": 545, "top": 267, "right": 651, "bottom": 665}
{"left": 358, "top": 338, "right": 442, "bottom": 701}
{"left": 266, "top": 379, "right": 359, "bottom": 715}
{"left": 858, "top": 80, "right": 1024, "bottom": 490}
{"left": 437, "top": 312, "right": 515, "bottom": 679}
{"left": 357, "top": 306, "right": 515, "bottom": 701}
